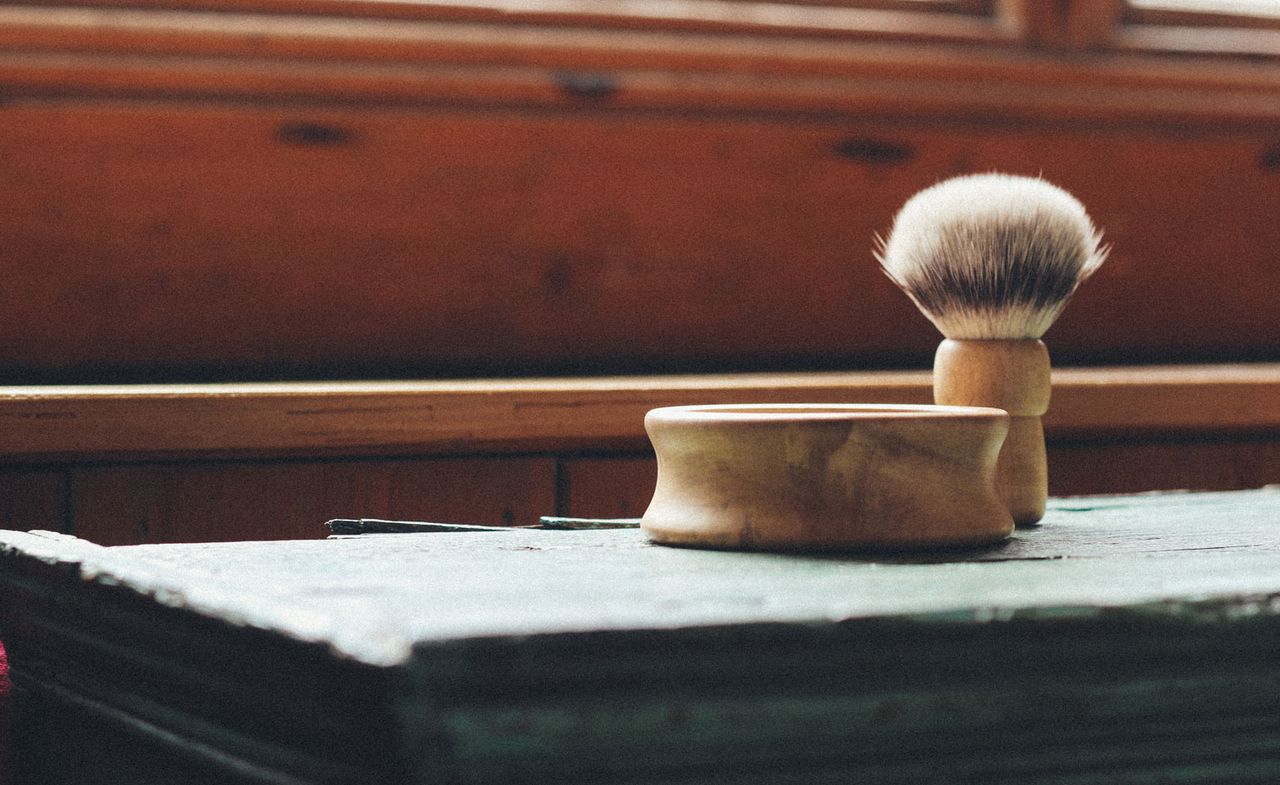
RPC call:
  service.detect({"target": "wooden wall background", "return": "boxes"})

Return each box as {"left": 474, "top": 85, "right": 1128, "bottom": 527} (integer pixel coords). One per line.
{"left": 1, "top": 2, "right": 1279, "bottom": 542}
{"left": 1, "top": 2, "right": 1279, "bottom": 382}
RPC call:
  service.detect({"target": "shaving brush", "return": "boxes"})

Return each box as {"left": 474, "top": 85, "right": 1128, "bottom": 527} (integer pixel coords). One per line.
{"left": 877, "top": 174, "right": 1108, "bottom": 525}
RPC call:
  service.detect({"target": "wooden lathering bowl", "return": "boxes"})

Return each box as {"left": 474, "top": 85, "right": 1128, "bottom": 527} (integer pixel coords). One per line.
{"left": 641, "top": 404, "right": 1013, "bottom": 552}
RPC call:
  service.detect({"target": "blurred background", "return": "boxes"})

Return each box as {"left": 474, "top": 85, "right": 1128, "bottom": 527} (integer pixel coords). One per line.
{"left": 1, "top": 1, "right": 1279, "bottom": 543}
{"left": 2, "top": 0, "right": 1278, "bottom": 383}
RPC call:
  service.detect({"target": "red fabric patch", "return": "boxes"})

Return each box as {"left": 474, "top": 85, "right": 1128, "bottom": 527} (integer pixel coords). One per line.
{"left": 0, "top": 638, "right": 8, "bottom": 785}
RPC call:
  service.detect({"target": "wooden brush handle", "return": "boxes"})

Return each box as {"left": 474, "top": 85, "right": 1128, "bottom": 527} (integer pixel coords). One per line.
{"left": 933, "top": 339, "right": 1051, "bottom": 526}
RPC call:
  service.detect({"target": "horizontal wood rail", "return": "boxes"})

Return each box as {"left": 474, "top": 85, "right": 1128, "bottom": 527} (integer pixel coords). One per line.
{"left": 2, "top": 364, "right": 1278, "bottom": 463}
{"left": 1, "top": 5, "right": 1278, "bottom": 123}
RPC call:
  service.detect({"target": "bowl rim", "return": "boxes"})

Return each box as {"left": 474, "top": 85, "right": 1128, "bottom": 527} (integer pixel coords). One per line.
{"left": 645, "top": 403, "right": 1008, "bottom": 422}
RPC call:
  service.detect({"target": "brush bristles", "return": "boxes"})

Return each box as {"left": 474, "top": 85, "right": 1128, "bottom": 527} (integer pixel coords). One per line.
{"left": 876, "top": 174, "right": 1108, "bottom": 340}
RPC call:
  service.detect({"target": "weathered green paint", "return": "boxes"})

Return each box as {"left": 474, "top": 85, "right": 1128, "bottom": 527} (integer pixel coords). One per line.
{"left": 2, "top": 488, "right": 1280, "bottom": 783}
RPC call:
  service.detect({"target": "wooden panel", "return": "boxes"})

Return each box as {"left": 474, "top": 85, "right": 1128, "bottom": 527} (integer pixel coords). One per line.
{"left": 1238, "top": 440, "right": 1280, "bottom": 489}
{"left": 1050, "top": 441, "right": 1238, "bottom": 495}
{"left": 1121, "top": 2, "right": 1280, "bottom": 58}
{"left": 1, "top": 99, "right": 1280, "bottom": 382}
{"left": 561, "top": 438, "right": 1280, "bottom": 519}
{"left": 1, "top": 1, "right": 1012, "bottom": 46}
{"left": 0, "top": 365, "right": 1276, "bottom": 462}
{"left": 0, "top": 469, "right": 67, "bottom": 532}
{"left": 0, "top": 372, "right": 927, "bottom": 461}
{"left": 0, "top": 3, "right": 1277, "bottom": 390}
{"left": 70, "top": 456, "right": 555, "bottom": 545}
{"left": 2, "top": 4, "right": 1278, "bottom": 116}
{"left": 1048, "top": 438, "right": 1280, "bottom": 496}
{"left": 33, "top": 438, "right": 1280, "bottom": 546}
{"left": 560, "top": 456, "right": 656, "bottom": 518}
